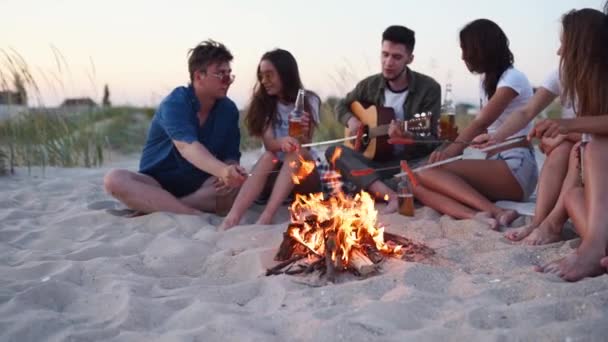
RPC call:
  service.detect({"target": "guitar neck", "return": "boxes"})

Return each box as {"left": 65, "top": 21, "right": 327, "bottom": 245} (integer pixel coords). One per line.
{"left": 368, "top": 121, "right": 409, "bottom": 138}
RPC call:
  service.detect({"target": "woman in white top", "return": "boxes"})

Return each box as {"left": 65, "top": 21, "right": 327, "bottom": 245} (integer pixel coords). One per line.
{"left": 412, "top": 19, "right": 537, "bottom": 229}
{"left": 473, "top": 69, "right": 581, "bottom": 245}
{"left": 531, "top": 8, "right": 608, "bottom": 281}
{"left": 220, "top": 49, "right": 321, "bottom": 230}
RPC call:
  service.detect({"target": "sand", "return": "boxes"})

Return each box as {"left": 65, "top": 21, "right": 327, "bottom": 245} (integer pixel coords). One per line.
{"left": 1, "top": 151, "right": 607, "bottom": 342}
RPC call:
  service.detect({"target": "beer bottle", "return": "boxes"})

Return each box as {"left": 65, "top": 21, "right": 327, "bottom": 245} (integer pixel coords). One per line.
{"left": 398, "top": 178, "right": 415, "bottom": 217}
{"left": 440, "top": 83, "right": 456, "bottom": 140}
{"left": 288, "top": 89, "right": 306, "bottom": 141}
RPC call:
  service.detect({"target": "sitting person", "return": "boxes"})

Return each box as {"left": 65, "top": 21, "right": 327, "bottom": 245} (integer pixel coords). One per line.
{"left": 328, "top": 25, "right": 442, "bottom": 213}
{"left": 533, "top": 8, "right": 608, "bottom": 281}
{"left": 220, "top": 49, "right": 321, "bottom": 230}
{"left": 473, "top": 67, "right": 580, "bottom": 245}
{"left": 412, "top": 19, "right": 537, "bottom": 229}
{"left": 104, "top": 40, "right": 246, "bottom": 215}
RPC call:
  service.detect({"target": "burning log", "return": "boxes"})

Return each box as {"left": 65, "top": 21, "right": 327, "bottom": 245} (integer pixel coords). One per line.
{"left": 276, "top": 227, "right": 301, "bottom": 261}
{"left": 265, "top": 190, "right": 434, "bottom": 280}
{"left": 350, "top": 249, "right": 377, "bottom": 275}
{"left": 384, "top": 231, "right": 435, "bottom": 262}
{"left": 324, "top": 232, "right": 337, "bottom": 282}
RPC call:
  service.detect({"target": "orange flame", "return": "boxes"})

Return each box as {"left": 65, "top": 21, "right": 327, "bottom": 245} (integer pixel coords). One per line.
{"left": 288, "top": 190, "right": 402, "bottom": 265}
{"left": 330, "top": 147, "right": 342, "bottom": 166}
{"left": 290, "top": 154, "right": 316, "bottom": 185}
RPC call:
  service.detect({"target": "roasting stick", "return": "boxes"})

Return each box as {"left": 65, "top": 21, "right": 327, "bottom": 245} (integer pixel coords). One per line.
{"left": 348, "top": 136, "right": 527, "bottom": 178}
{"left": 393, "top": 136, "right": 527, "bottom": 177}
{"left": 301, "top": 135, "right": 360, "bottom": 148}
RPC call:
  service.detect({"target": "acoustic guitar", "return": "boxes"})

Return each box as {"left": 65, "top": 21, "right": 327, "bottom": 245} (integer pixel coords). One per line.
{"left": 343, "top": 101, "right": 431, "bottom": 161}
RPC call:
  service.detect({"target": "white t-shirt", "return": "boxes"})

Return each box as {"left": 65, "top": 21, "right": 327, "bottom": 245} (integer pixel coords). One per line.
{"left": 384, "top": 88, "right": 409, "bottom": 155}
{"left": 272, "top": 93, "right": 321, "bottom": 139}
{"left": 384, "top": 88, "right": 409, "bottom": 121}
{"left": 480, "top": 67, "right": 534, "bottom": 139}
{"left": 541, "top": 69, "right": 575, "bottom": 119}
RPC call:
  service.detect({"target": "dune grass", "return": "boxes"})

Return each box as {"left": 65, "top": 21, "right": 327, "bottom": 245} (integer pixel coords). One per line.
{"left": 0, "top": 107, "right": 152, "bottom": 174}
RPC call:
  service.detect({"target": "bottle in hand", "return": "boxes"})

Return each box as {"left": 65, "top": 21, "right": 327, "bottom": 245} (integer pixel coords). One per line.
{"left": 288, "top": 89, "right": 307, "bottom": 142}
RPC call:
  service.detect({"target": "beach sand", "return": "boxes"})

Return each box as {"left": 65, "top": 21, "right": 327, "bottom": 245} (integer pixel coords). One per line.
{"left": 1, "top": 151, "right": 607, "bottom": 342}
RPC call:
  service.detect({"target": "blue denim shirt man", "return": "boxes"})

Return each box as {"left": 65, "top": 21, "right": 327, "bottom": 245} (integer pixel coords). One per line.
{"left": 104, "top": 40, "right": 247, "bottom": 215}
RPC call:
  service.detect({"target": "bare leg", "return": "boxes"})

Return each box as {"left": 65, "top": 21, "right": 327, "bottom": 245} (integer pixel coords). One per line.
{"left": 518, "top": 145, "right": 581, "bottom": 245}
{"left": 103, "top": 169, "right": 200, "bottom": 215}
{"left": 257, "top": 150, "right": 318, "bottom": 225}
{"left": 220, "top": 152, "right": 277, "bottom": 230}
{"left": 368, "top": 180, "right": 399, "bottom": 214}
{"left": 538, "top": 137, "right": 608, "bottom": 281}
{"left": 506, "top": 142, "right": 572, "bottom": 241}
{"left": 413, "top": 184, "right": 499, "bottom": 229}
{"left": 180, "top": 176, "right": 238, "bottom": 213}
{"left": 416, "top": 160, "right": 520, "bottom": 226}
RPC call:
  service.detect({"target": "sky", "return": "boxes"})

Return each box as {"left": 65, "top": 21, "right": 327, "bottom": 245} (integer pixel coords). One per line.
{"left": 0, "top": 0, "right": 603, "bottom": 109}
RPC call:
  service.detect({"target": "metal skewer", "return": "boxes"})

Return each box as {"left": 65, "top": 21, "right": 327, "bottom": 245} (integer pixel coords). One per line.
{"left": 393, "top": 136, "right": 527, "bottom": 178}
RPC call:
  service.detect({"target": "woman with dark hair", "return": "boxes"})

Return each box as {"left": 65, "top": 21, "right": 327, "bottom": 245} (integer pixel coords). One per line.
{"left": 411, "top": 19, "right": 537, "bottom": 229}
{"left": 531, "top": 8, "right": 608, "bottom": 281}
{"left": 220, "top": 49, "right": 321, "bottom": 230}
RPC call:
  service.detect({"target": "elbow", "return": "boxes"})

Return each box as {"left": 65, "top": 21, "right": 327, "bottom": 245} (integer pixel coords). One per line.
{"left": 174, "top": 140, "right": 195, "bottom": 158}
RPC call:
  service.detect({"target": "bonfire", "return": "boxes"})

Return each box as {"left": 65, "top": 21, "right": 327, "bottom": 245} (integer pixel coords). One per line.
{"left": 266, "top": 148, "right": 434, "bottom": 281}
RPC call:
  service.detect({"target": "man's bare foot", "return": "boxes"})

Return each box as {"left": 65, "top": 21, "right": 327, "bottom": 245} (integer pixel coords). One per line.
{"left": 219, "top": 213, "right": 240, "bottom": 230}
{"left": 536, "top": 243, "right": 606, "bottom": 281}
{"left": 496, "top": 209, "right": 519, "bottom": 227}
{"left": 504, "top": 223, "right": 537, "bottom": 242}
{"left": 380, "top": 197, "right": 399, "bottom": 215}
{"left": 473, "top": 212, "right": 499, "bottom": 230}
{"left": 521, "top": 221, "right": 562, "bottom": 245}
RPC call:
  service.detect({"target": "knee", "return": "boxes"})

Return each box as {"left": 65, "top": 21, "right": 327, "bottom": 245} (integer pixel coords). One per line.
{"left": 103, "top": 168, "right": 129, "bottom": 194}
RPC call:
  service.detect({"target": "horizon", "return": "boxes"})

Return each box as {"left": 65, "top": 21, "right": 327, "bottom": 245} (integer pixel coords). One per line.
{"left": 0, "top": 0, "right": 603, "bottom": 109}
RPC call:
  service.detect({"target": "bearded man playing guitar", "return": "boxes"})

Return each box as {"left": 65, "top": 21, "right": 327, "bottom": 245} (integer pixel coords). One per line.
{"left": 327, "top": 25, "right": 441, "bottom": 213}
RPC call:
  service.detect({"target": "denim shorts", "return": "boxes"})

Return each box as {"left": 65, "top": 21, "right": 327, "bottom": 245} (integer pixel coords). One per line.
{"left": 487, "top": 147, "right": 538, "bottom": 200}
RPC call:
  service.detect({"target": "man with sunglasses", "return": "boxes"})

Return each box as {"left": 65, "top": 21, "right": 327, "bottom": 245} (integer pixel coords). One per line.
{"left": 104, "top": 40, "right": 246, "bottom": 215}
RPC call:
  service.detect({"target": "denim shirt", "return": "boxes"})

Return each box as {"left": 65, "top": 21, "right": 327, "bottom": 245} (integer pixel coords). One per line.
{"left": 139, "top": 85, "right": 241, "bottom": 175}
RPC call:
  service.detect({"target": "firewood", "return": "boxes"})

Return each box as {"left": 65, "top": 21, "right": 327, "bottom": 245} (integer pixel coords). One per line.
{"left": 275, "top": 232, "right": 298, "bottom": 261}
{"left": 350, "top": 249, "right": 377, "bottom": 275}
{"left": 266, "top": 255, "right": 305, "bottom": 276}
{"left": 324, "top": 232, "right": 337, "bottom": 282}
{"left": 383, "top": 231, "right": 413, "bottom": 246}
{"left": 363, "top": 244, "right": 384, "bottom": 264}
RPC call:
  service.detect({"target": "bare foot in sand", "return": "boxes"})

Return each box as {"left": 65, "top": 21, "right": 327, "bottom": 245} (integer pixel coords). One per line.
{"left": 473, "top": 212, "right": 499, "bottom": 230}
{"left": 536, "top": 243, "right": 606, "bottom": 281}
{"left": 521, "top": 221, "right": 562, "bottom": 245}
{"left": 380, "top": 197, "right": 399, "bottom": 215}
{"left": 504, "top": 222, "right": 537, "bottom": 242}
{"left": 219, "top": 214, "right": 241, "bottom": 231}
{"left": 496, "top": 209, "right": 519, "bottom": 227}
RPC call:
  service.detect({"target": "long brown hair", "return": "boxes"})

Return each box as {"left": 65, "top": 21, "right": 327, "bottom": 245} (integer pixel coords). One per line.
{"left": 560, "top": 9, "right": 608, "bottom": 116}
{"left": 246, "top": 49, "right": 314, "bottom": 137}
{"left": 460, "top": 19, "right": 514, "bottom": 99}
